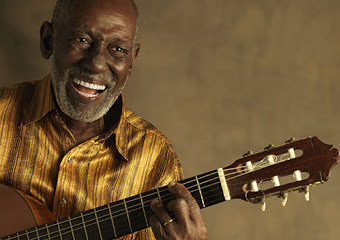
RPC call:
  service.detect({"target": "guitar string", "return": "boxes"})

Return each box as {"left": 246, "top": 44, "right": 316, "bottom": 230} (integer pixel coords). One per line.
{"left": 15, "top": 156, "right": 277, "bottom": 237}
{"left": 16, "top": 176, "right": 274, "bottom": 239}
{"left": 6, "top": 162, "right": 275, "bottom": 240}
{"left": 7, "top": 158, "right": 276, "bottom": 240}
{"left": 6, "top": 179, "right": 237, "bottom": 240}
{"left": 15, "top": 184, "right": 237, "bottom": 240}
{"left": 48, "top": 175, "right": 263, "bottom": 240}
{"left": 7, "top": 163, "right": 256, "bottom": 238}
{"left": 7, "top": 156, "right": 283, "bottom": 239}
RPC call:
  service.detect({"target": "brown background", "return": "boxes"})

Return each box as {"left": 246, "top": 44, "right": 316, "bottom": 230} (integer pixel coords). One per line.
{"left": 1, "top": 0, "right": 340, "bottom": 239}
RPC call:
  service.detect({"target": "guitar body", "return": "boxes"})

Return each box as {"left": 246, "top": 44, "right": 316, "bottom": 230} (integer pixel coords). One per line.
{"left": 0, "top": 184, "right": 54, "bottom": 237}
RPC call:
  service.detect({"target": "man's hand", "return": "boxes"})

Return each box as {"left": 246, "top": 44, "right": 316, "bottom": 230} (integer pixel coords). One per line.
{"left": 150, "top": 181, "right": 208, "bottom": 240}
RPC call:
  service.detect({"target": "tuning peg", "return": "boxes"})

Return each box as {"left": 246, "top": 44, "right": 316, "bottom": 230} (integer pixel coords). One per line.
{"left": 243, "top": 150, "right": 253, "bottom": 157}
{"left": 264, "top": 144, "right": 274, "bottom": 150}
{"left": 282, "top": 192, "right": 288, "bottom": 206}
{"left": 303, "top": 186, "right": 310, "bottom": 201}
{"left": 285, "top": 137, "right": 295, "bottom": 144}
{"left": 260, "top": 198, "right": 266, "bottom": 212}
{"left": 277, "top": 192, "right": 288, "bottom": 206}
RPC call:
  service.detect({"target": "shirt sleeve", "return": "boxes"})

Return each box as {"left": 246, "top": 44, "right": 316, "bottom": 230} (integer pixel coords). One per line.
{"left": 129, "top": 139, "right": 183, "bottom": 240}
{"left": 144, "top": 137, "right": 184, "bottom": 191}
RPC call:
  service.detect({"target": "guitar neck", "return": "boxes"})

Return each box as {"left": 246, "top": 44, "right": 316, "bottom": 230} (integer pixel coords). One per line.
{"left": 7, "top": 168, "right": 228, "bottom": 240}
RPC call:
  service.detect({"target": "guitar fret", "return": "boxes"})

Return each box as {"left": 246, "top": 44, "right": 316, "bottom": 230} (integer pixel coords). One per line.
{"left": 195, "top": 176, "right": 206, "bottom": 208}
{"left": 139, "top": 194, "right": 149, "bottom": 227}
{"left": 35, "top": 227, "right": 39, "bottom": 240}
{"left": 56, "top": 220, "right": 62, "bottom": 239}
{"left": 156, "top": 188, "right": 162, "bottom": 201}
{"left": 26, "top": 230, "right": 29, "bottom": 240}
{"left": 107, "top": 204, "right": 118, "bottom": 238}
{"left": 16, "top": 233, "right": 19, "bottom": 239}
{"left": 45, "top": 224, "right": 51, "bottom": 240}
{"left": 123, "top": 199, "right": 133, "bottom": 233}
{"left": 93, "top": 208, "right": 104, "bottom": 240}
{"left": 67, "top": 217, "right": 75, "bottom": 240}
{"left": 80, "top": 212, "right": 89, "bottom": 240}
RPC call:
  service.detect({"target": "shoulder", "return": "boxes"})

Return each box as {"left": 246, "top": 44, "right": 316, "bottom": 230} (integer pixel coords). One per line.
{"left": 122, "top": 108, "right": 184, "bottom": 183}
{"left": 0, "top": 79, "right": 46, "bottom": 123}
{"left": 124, "top": 108, "right": 173, "bottom": 146}
{"left": 0, "top": 81, "right": 38, "bottom": 104}
{"left": 121, "top": 108, "right": 181, "bottom": 164}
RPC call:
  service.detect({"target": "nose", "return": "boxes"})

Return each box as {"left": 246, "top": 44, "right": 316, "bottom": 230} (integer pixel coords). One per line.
{"left": 83, "top": 45, "right": 108, "bottom": 74}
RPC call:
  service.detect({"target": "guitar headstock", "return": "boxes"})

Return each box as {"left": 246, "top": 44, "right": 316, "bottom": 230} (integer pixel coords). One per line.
{"left": 224, "top": 136, "right": 339, "bottom": 210}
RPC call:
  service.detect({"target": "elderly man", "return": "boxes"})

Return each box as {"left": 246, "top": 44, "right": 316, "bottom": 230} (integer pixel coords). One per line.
{"left": 0, "top": 0, "right": 208, "bottom": 239}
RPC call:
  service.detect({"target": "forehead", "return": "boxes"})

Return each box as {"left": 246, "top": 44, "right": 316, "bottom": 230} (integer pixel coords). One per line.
{"left": 61, "top": 0, "right": 137, "bottom": 40}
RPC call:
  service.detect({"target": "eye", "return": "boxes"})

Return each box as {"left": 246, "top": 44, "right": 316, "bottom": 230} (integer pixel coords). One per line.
{"left": 79, "top": 38, "right": 88, "bottom": 43}
{"left": 113, "top": 46, "right": 129, "bottom": 55}
{"left": 76, "top": 37, "right": 91, "bottom": 45}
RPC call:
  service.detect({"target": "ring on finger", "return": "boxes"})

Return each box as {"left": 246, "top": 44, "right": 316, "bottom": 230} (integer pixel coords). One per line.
{"left": 163, "top": 218, "right": 175, "bottom": 227}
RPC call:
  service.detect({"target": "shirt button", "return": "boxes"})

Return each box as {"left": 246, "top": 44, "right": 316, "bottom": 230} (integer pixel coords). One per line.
{"left": 60, "top": 198, "right": 67, "bottom": 206}
{"left": 68, "top": 157, "right": 73, "bottom": 163}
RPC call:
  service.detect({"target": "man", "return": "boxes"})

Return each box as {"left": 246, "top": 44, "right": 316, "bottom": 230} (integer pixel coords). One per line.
{"left": 0, "top": 0, "right": 208, "bottom": 239}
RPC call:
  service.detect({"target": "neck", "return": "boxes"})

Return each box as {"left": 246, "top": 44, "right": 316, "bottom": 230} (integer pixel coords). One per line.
{"left": 60, "top": 112, "right": 106, "bottom": 145}
{"left": 57, "top": 96, "right": 123, "bottom": 145}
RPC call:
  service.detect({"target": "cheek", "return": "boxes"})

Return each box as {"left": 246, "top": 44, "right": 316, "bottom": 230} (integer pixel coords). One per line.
{"left": 115, "top": 73, "right": 129, "bottom": 90}
{"left": 110, "top": 58, "right": 132, "bottom": 85}
{"left": 112, "top": 58, "right": 131, "bottom": 73}
{"left": 54, "top": 43, "right": 85, "bottom": 72}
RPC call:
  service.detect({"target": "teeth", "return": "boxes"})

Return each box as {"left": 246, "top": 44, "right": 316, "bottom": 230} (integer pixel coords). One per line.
{"left": 74, "top": 88, "right": 99, "bottom": 98}
{"left": 73, "top": 79, "right": 106, "bottom": 90}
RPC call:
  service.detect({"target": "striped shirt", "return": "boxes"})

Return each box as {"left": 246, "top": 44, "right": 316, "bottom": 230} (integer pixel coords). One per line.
{"left": 0, "top": 75, "right": 183, "bottom": 239}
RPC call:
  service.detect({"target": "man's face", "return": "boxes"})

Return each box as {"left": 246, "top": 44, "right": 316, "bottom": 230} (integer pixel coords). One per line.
{"left": 50, "top": 0, "right": 139, "bottom": 122}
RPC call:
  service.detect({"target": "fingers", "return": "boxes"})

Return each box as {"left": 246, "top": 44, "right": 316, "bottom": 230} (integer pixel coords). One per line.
{"left": 150, "top": 199, "right": 177, "bottom": 236}
{"left": 168, "top": 181, "right": 201, "bottom": 219}
{"left": 150, "top": 182, "right": 208, "bottom": 240}
{"left": 149, "top": 214, "right": 167, "bottom": 240}
{"left": 166, "top": 197, "right": 190, "bottom": 224}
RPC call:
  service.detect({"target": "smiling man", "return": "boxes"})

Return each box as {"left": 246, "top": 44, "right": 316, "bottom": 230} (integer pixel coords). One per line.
{"left": 0, "top": 0, "right": 208, "bottom": 239}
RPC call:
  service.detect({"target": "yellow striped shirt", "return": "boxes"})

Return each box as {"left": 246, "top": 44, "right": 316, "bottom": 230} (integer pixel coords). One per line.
{"left": 0, "top": 75, "right": 183, "bottom": 239}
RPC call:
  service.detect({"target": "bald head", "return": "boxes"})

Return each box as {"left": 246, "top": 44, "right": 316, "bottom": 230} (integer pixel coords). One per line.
{"left": 52, "top": 0, "right": 139, "bottom": 32}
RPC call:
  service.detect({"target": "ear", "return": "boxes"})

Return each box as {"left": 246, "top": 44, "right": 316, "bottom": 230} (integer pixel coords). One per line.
{"left": 128, "top": 43, "right": 141, "bottom": 73}
{"left": 40, "top": 21, "right": 54, "bottom": 59}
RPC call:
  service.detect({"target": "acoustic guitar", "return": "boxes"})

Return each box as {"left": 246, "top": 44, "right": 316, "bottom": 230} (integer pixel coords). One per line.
{"left": 0, "top": 136, "right": 338, "bottom": 239}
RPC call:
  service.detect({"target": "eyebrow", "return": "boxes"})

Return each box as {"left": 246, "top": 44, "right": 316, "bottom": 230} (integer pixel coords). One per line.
{"left": 110, "top": 37, "right": 129, "bottom": 46}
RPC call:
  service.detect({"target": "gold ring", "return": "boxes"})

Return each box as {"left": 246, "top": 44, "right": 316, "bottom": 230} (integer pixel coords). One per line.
{"left": 163, "top": 218, "right": 175, "bottom": 227}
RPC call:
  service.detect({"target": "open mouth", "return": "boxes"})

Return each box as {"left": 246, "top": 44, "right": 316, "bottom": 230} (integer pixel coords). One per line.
{"left": 72, "top": 79, "right": 107, "bottom": 98}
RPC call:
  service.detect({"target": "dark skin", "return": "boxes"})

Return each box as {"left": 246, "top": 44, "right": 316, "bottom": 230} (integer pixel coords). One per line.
{"left": 41, "top": 0, "right": 140, "bottom": 144}
{"left": 40, "top": 0, "right": 208, "bottom": 239}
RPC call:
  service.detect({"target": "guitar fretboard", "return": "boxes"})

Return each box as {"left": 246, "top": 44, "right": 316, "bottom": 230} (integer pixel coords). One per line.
{"left": 3, "top": 169, "right": 227, "bottom": 240}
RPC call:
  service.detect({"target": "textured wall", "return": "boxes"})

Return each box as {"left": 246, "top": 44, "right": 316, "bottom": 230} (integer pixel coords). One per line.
{"left": 1, "top": 0, "right": 340, "bottom": 239}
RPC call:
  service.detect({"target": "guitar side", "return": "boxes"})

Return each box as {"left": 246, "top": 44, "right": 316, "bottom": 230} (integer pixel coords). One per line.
{"left": 0, "top": 184, "right": 54, "bottom": 237}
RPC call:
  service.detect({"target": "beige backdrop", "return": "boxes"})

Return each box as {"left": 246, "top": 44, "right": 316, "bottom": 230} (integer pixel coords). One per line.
{"left": 1, "top": 0, "right": 340, "bottom": 239}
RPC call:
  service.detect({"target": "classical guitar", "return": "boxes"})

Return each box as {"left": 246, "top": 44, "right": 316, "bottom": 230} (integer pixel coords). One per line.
{"left": 0, "top": 136, "right": 338, "bottom": 239}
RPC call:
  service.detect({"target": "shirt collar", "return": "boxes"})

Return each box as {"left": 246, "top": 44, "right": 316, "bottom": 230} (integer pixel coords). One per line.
{"left": 22, "top": 74, "right": 130, "bottom": 161}
{"left": 99, "top": 95, "right": 130, "bottom": 162}
{"left": 22, "top": 75, "right": 56, "bottom": 125}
